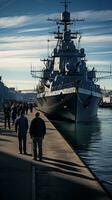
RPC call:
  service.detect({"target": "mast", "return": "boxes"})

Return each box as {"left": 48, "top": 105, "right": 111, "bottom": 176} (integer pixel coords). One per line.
{"left": 60, "top": 0, "right": 71, "bottom": 32}
{"left": 52, "top": 0, "right": 84, "bottom": 42}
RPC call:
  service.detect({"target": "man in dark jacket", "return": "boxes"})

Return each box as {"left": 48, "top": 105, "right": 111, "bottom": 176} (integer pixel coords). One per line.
{"left": 29, "top": 112, "right": 46, "bottom": 161}
{"left": 15, "top": 111, "right": 28, "bottom": 154}
{"left": 4, "top": 103, "right": 11, "bottom": 129}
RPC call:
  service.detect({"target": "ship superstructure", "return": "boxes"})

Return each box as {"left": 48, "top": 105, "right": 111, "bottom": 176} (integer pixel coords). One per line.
{"left": 31, "top": 0, "right": 102, "bottom": 121}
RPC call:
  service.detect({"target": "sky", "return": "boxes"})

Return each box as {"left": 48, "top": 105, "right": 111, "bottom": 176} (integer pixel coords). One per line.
{"left": 0, "top": 0, "right": 112, "bottom": 90}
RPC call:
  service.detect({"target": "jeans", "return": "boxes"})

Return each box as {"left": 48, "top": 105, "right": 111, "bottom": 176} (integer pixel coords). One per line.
{"left": 18, "top": 134, "right": 27, "bottom": 153}
{"left": 32, "top": 137, "right": 43, "bottom": 160}
{"left": 4, "top": 116, "right": 10, "bottom": 129}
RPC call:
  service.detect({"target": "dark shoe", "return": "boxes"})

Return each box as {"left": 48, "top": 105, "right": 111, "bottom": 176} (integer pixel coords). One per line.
{"left": 39, "top": 158, "right": 42, "bottom": 162}
{"left": 19, "top": 151, "right": 22, "bottom": 154}
{"left": 24, "top": 152, "right": 27, "bottom": 155}
{"left": 32, "top": 157, "right": 37, "bottom": 161}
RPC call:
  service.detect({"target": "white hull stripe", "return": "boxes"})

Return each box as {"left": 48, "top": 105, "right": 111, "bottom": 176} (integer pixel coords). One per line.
{"left": 37, "top": 87, "right": 76, "bottom": 98}
{"left": 37, "top": 87, "right": 102, "bottom": 98}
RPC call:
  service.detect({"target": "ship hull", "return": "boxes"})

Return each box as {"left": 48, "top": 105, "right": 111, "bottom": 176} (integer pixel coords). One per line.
{"left": 36, "top": 87, "right": 101, "bottom": 122}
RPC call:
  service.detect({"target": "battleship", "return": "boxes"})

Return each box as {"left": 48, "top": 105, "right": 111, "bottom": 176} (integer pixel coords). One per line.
{"left": 31, "top": 0, "right": 102, "bottom": 122}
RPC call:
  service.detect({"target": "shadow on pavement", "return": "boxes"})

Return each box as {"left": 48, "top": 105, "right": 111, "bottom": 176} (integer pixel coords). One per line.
{"left": 0, "top": 151, "right": 110, "bottom": 200}
{"left": 0, "top": 152, "right": 32, "bottom": 200}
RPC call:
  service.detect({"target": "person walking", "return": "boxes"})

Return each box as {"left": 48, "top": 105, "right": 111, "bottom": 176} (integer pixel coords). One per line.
{"left": 11, "top": 104, "right": 17, "bottom": 125}
{"left": 29, "top": 103, "right": 33, "bottom": 113}
{"left": 29, "top": 112, "right": 46, "bottom": 161}
{"left": 3, "top": 103, "right": 11, "bottom": 129}
{"left": 15, "top": 111, "right": 28, "bottom": 154}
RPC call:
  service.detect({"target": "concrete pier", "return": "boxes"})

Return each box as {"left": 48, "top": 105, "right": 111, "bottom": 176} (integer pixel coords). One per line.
{"left": 0, "top": 110, "right": 111, "bottom": 200}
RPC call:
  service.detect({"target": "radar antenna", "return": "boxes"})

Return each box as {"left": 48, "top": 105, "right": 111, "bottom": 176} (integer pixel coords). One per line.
{"left": 60, "top": 0, "right": 71, "bottom": 11}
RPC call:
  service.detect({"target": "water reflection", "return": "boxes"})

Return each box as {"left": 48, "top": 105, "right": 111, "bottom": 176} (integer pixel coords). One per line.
{"left": 48, "top": 117, "right": 101, "bottom": 153}
{"left": 47, "top": 112, "right": 112, "bottom": 196}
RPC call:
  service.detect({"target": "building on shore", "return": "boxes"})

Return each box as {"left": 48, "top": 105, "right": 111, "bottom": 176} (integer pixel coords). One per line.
{"left": 100, "top": 89, "right": 112, "bottom": 107}
{"left": 0, "top": 76, "right": 24, "bottom": 105}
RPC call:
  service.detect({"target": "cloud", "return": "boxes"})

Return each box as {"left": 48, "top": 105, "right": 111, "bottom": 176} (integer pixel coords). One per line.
{"left": 72, "top": 10, "right": 112, "bottom": 22}
{"left": 0, "top": 49, "right": 47, "bottom": 59}
{"left": 5, "top": 79, "right": 35, "bottom": 84}
{"left": 0, "top": 34, "right": 52, "bottom": 49}
{"left": 0, "top": 57, "right": 44, "bottom": 70}
{"left": 88, "top": 51, "right": 112, "bottom": 55}
{"left": 0, "top": 16, "right": 30, "bottom": 28}
{"left": 82, "top": 34, "right": 112, "bottom": 43}
{"left": 0, "top": 9, "right": 111, "bottom": 29}
{"left": 87, "top": 60, "right": 111, "bottom": 66}
{"left": 0, "top": 15, "right": 36, "bottom": 28}
{"left": 18, "top": 27, "right": 52, "bottom": 34}
{"left": 77, "top": 24, "right": 112, "bottom": 36}
{"left": 78, "top": 24, "right": 104, "bottom": 31}
{"left": 3, "top": 79, "right": 37, "bottom": 90}
{"left": 0, "top": 13, "right": 57, "bottom": 28}
{"left": 0, "top": 33, "right": 111, "bottom": 55}
{"left": 0, "top": 10, "right": 112, "bottom": 90}
{"left": 0, "top": 34, "right": 56, "bottom": 65}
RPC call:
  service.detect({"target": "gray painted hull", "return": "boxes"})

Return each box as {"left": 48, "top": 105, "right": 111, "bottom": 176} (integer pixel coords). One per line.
{"left": 36, "top": 89, "right": 101, "bottom": 122}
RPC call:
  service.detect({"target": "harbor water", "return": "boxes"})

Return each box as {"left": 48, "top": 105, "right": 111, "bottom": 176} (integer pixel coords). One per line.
{"left": 49, "top": 108, "right": 112, "bottom": 196}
